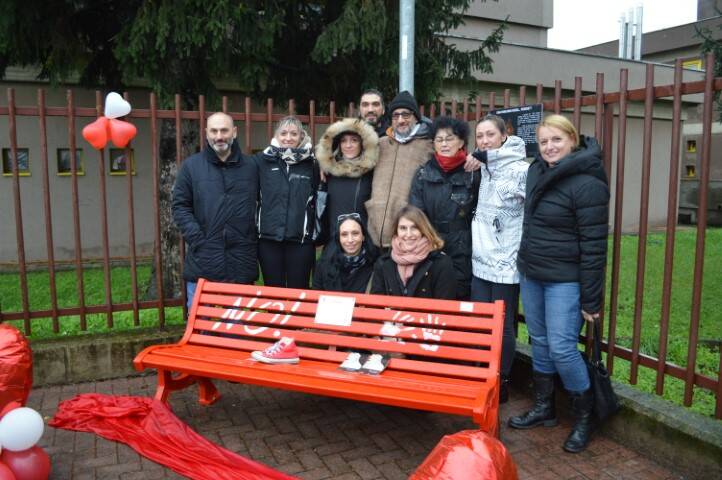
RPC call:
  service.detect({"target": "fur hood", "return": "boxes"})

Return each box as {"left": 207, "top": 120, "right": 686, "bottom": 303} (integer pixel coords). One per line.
{"left": 316, "top": 118, "right": 379, "bottom": 178}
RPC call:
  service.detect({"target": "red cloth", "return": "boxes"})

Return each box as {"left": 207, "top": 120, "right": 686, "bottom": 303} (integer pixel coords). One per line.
{"left": 49, "top": 394, "right": 297, "bottom": 480}
{"left": 434, "top": 150, "right": 467, "bottom": 172}
{"left": 410, "top": 429, "right": 517, "bottom": 480}
{"left": 0, "top": 324, "right": 32, "bottom": 412}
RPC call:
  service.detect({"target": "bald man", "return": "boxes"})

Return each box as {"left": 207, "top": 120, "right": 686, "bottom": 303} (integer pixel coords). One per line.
{"left": 172, "top": 112, "right": 259, "bottom": 309}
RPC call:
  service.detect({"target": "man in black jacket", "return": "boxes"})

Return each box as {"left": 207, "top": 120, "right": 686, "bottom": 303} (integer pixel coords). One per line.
{"left": 172, "top": 112, "right": 259, "bottom": 309}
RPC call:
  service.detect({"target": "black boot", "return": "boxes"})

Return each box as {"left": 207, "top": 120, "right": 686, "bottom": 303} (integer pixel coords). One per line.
{"left": 508, "top": 372, "right": 557, "bottom": 429}
{"left": 563, "top": 389, "right": 595, "bottom": 453}
{"left": 499, "top": 376, "right": 510, "bottom": 404}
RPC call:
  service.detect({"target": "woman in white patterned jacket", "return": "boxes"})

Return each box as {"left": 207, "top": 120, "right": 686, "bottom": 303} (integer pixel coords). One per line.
{"left": 469, "top": 114, "right": 529, "bottom": 404}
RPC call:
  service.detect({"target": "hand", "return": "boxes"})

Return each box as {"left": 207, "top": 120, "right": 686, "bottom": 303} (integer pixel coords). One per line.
{"left": 582, "top": 310, "right": 599, "bottom": 323}
{"left": 464, "top": 154, "right": 481, "bottom": 172}
{"left": 319, "top": 169, "right": 327, "bottom": 183}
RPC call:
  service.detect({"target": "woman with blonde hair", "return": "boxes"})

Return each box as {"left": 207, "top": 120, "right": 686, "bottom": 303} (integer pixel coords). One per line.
{"left": 256, "top": 116, "right": 319, "bottom": 288}
{"left": 370, "top": 205, "right": 456, "bottom": 299}
{"left": 508, "top": 114, "right": 609, "bottom": 454}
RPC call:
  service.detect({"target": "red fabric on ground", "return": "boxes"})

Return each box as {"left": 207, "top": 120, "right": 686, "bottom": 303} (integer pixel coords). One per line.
{"left": 0, "top": 324, "right": 33, "bottom": 412}
{"left": 410, "top": 429, "right": 517, "bottom": 480}
{"left": 49, "top": 393, "right": 297, "bottom": 480}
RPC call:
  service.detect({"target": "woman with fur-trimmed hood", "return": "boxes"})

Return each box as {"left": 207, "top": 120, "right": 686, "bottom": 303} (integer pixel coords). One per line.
{"left": 315, "top": 118, "right": 379, "bottom": 240}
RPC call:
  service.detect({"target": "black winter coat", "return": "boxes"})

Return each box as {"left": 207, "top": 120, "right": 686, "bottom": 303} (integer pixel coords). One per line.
{"left": 325, "top": 173, "right": 373, "bottom": 231}
{"left": 256, "top": 149, "right": 319, "bottom": 243}
{"left": 172, "top": 140, "right": 258, "bottom": 283}
{"left": 370, "top": 251, "right": 457, "bottom": 299}
{"left": 409, "top": 157, "right": 480, "bottom": 299}
{"left": 312, "top": 245, "right": 376, "bottom": 293}
{"left": 517, "top": 136, "right": 610, "bottom": 312}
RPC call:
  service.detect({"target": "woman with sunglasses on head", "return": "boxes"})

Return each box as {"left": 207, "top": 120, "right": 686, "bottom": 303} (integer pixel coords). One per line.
{"left": 370, "top": 205, "right": 456, "bottom": 299}
{"left": 315, "top": 118, "right": 379, "bottom": 243}
{"left": 408, "top": 116, "right": 480, "bottom": 299}
{"left": 312, "top": 213, "right": 379, "bottom": 293}
{"left": 469, "top": 114, "right": 529, "bottom": 403}
{"left": 508, "top": 114, "right": 609, "bottom": 454}
{"left": 256, "top": 116, "right": 320, "bottom": 288}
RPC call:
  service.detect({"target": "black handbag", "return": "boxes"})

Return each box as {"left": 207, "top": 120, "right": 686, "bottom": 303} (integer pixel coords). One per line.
{"left": 584, "top": 320, "right": 620, "bottom": 422}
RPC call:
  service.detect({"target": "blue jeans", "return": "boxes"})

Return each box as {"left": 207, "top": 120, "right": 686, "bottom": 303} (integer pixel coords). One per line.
{"left": 520, "top": 274, "right": 590, "bottom": 393}
{"left": 186, "top": 282, "right": 197, "bottom": 311}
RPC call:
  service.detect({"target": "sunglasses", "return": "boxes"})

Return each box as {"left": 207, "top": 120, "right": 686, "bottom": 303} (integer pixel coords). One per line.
{"left": 337, "top": 212, "right": 362, "bottom": 223}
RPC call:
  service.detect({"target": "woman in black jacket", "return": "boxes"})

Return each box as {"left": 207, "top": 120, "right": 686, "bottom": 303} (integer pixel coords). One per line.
{"left": 409, "top": 116, "right": 479, "bottom": 299}
{"left": 370, "top": 205, "right": 456, "bottom": 299}
{"left": 256, "top": 116, "right": 320, "bottom": 288}
{"left": 312, "top": 213, "right": 378, "bottom": 293}
{"left": 508, "top": 115, "right": 610, "bottom": 454}
{"left": 315, "top": 118, "right": 379, "bottom": 241}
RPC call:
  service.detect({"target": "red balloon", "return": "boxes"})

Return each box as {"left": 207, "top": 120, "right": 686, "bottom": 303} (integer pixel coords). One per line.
{"left": 82, "top": 116, "right": 110, "bottom": 150}
{"left": 0, "top": 325, "right": 32, "bottom": 412}
{"left": 1, "top": 447, "right": 50, "bottom": 480}
{"left": 108, "top": 118, "right": 137, "bottom": 148}
{"left": 0, "top": 463, "right": 16, "bottom": 480}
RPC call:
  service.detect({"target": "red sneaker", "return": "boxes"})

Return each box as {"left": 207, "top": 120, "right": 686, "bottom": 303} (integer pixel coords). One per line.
{"left": 251, "top": 337, "right": 300, "bottom": 364}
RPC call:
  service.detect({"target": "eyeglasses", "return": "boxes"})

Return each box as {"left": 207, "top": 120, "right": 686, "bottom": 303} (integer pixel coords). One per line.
{"left": 337, "top": 212, "right": 362, "bottom": 223}
{"left": 391, "top": 111, "right": 413, "bottom": 120}
{"left": 434, "top": 136, "right": 459, "bottom": 144}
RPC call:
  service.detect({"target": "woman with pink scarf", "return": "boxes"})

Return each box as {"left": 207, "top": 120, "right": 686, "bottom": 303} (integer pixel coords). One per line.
{"left": 370, "top": 205, "right": 456, "bottom": 299}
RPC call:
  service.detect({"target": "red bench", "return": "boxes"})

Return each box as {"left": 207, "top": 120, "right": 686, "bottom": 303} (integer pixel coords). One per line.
{"left": 133, "top": 279, "right": 505, "bottom": 435}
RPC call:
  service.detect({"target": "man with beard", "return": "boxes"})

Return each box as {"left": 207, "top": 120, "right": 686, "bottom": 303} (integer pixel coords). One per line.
{"left": 365, "top": 91, "right": 433, "bottom": 248}
{"left": 172, "top": 112, "right": 259, "bottom": 310}
{"left": 359, "top": 89, "right": 389, "bottom": 137}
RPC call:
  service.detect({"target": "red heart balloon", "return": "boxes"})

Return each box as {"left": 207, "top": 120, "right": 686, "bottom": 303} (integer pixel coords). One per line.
{"left": 0, "top": 325, "right": 32, "bottom": 413}
{"left": 1, "top": 447, "right": 50, "bottom": 480}
{"left": 108, "top": 118, "right": 137, "bottom": 148}
{"left": 0, "top": 462, "right": 16, "bottom": 480}
{"left": 81, "top": 116, "right": 109, "bottom": 150}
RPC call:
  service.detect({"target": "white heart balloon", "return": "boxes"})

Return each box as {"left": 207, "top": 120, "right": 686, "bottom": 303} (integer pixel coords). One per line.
{"left": 104, "top": 92, "right": 132, "bottom": 119}
{"left": 0, "top": 407, "right": 44, "bottom": 451}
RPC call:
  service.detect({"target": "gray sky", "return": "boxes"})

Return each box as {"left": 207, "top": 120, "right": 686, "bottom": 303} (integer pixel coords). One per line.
{"left": 547, "top": 0, "right": 698, "bottom": 50}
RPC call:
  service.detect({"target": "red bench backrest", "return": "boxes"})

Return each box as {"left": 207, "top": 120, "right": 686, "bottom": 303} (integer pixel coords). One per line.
{"left": 184, "top": 279, "right": 505, "bottom": 382}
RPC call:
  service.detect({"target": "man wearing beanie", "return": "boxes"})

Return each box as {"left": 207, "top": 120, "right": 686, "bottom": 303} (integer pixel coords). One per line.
{"left": 365, "top": 90, "right": 433, "bottom": 248}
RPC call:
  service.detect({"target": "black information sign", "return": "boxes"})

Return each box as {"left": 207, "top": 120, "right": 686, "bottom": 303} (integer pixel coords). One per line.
{"left": 489, "top": 103, "right": 543, "bottom": 158}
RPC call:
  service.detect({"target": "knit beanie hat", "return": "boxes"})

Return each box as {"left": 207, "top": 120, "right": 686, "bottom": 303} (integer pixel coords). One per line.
{"left": 388, "top": 91, "right": 420, "bottom": 120}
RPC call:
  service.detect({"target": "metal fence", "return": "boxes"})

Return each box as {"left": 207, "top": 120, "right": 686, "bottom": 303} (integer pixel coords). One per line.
{"left": 1, "top": 54, "right": 720, "bottom": 418}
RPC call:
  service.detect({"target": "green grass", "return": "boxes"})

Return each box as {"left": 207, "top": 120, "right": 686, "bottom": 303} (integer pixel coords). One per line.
{"left": 0, "top": 264, "right": 186, "bottom": 337}
{"left": 0, "top": 229, "right": 720, "bottom": 416}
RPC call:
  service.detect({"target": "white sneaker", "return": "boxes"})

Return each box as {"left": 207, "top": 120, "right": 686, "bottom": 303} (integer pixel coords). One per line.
{"left": 361, "top": 354, "right": 389, "bottom": 375}
{"left": 339, "top": 352, "right": 363, "bottom": 372}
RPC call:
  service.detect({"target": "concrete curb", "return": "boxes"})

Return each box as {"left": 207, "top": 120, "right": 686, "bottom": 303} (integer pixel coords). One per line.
{"left": 512, "top": 343, "right": 722, "bottom": 480}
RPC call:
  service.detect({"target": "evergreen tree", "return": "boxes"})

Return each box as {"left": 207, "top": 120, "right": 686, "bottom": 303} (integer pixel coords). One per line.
{"left": 1, "top": 0, "right": 505, "bottom": 299}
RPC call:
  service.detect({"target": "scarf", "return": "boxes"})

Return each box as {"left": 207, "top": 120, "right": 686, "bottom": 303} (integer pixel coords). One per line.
{"left": 391, "top": 236, "right": 432, "bottom": 286}
{"left": 262, "top": 137, "right": 313, "bottom": 165}
{"left": 435, "top": 149, "right": 467, "bottom": 172}
{"left": 388, "top": 123, "right": 421, "bottom": 144}
{"left": 341, "top": 248, "right": 367, "bottom": 274}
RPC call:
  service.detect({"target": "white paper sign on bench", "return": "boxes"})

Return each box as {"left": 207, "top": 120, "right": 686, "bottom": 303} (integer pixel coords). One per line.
{"left": 314, "top": 295, "right": 356, "bottom": 327}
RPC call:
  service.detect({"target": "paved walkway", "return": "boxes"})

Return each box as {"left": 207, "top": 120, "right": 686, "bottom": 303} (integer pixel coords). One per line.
{"left": 29, "top": 375, "right": 684, "bottom": 479}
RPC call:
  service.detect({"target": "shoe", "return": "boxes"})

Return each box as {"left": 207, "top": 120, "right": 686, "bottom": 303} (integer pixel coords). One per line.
{"left": 508, "top": 372, "right": 558, "bottom": 429}
{"left": 361, "top": 354, "right": 389, "bottom": 375}
{"left": 251, "top": 337, "right": 300, "bottom": 364}
{"left": 563, "top": 389, "right": 595, "bottom": 453}
{"left": 340, "top": 352, "right": 364, "bottom": 372}
{"left": 499, "top": 375, "right": 510, "bottom": 404}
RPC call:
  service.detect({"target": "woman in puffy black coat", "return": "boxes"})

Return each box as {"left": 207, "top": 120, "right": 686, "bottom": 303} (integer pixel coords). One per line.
{"left": 315, "top": 118, "right": 379, "bottom": 241}
{"left": 508, "top": 114, "right": 610, "bottom": 454}
{"left": 256, "top": 116, "right": 319, "bottom": 288}
{"left": 370, "top": 205, "right": 456, "bottom": 299}
{"left": 312, "top": 212, "right": 379, "bottom": 293}
{"left": 409, "top": 116, "right": 480, "bottom": 299}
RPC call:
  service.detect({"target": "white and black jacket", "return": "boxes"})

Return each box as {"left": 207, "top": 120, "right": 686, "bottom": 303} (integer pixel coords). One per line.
{"left": 471, "top": 135, "right": 529, "bottom": 284}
